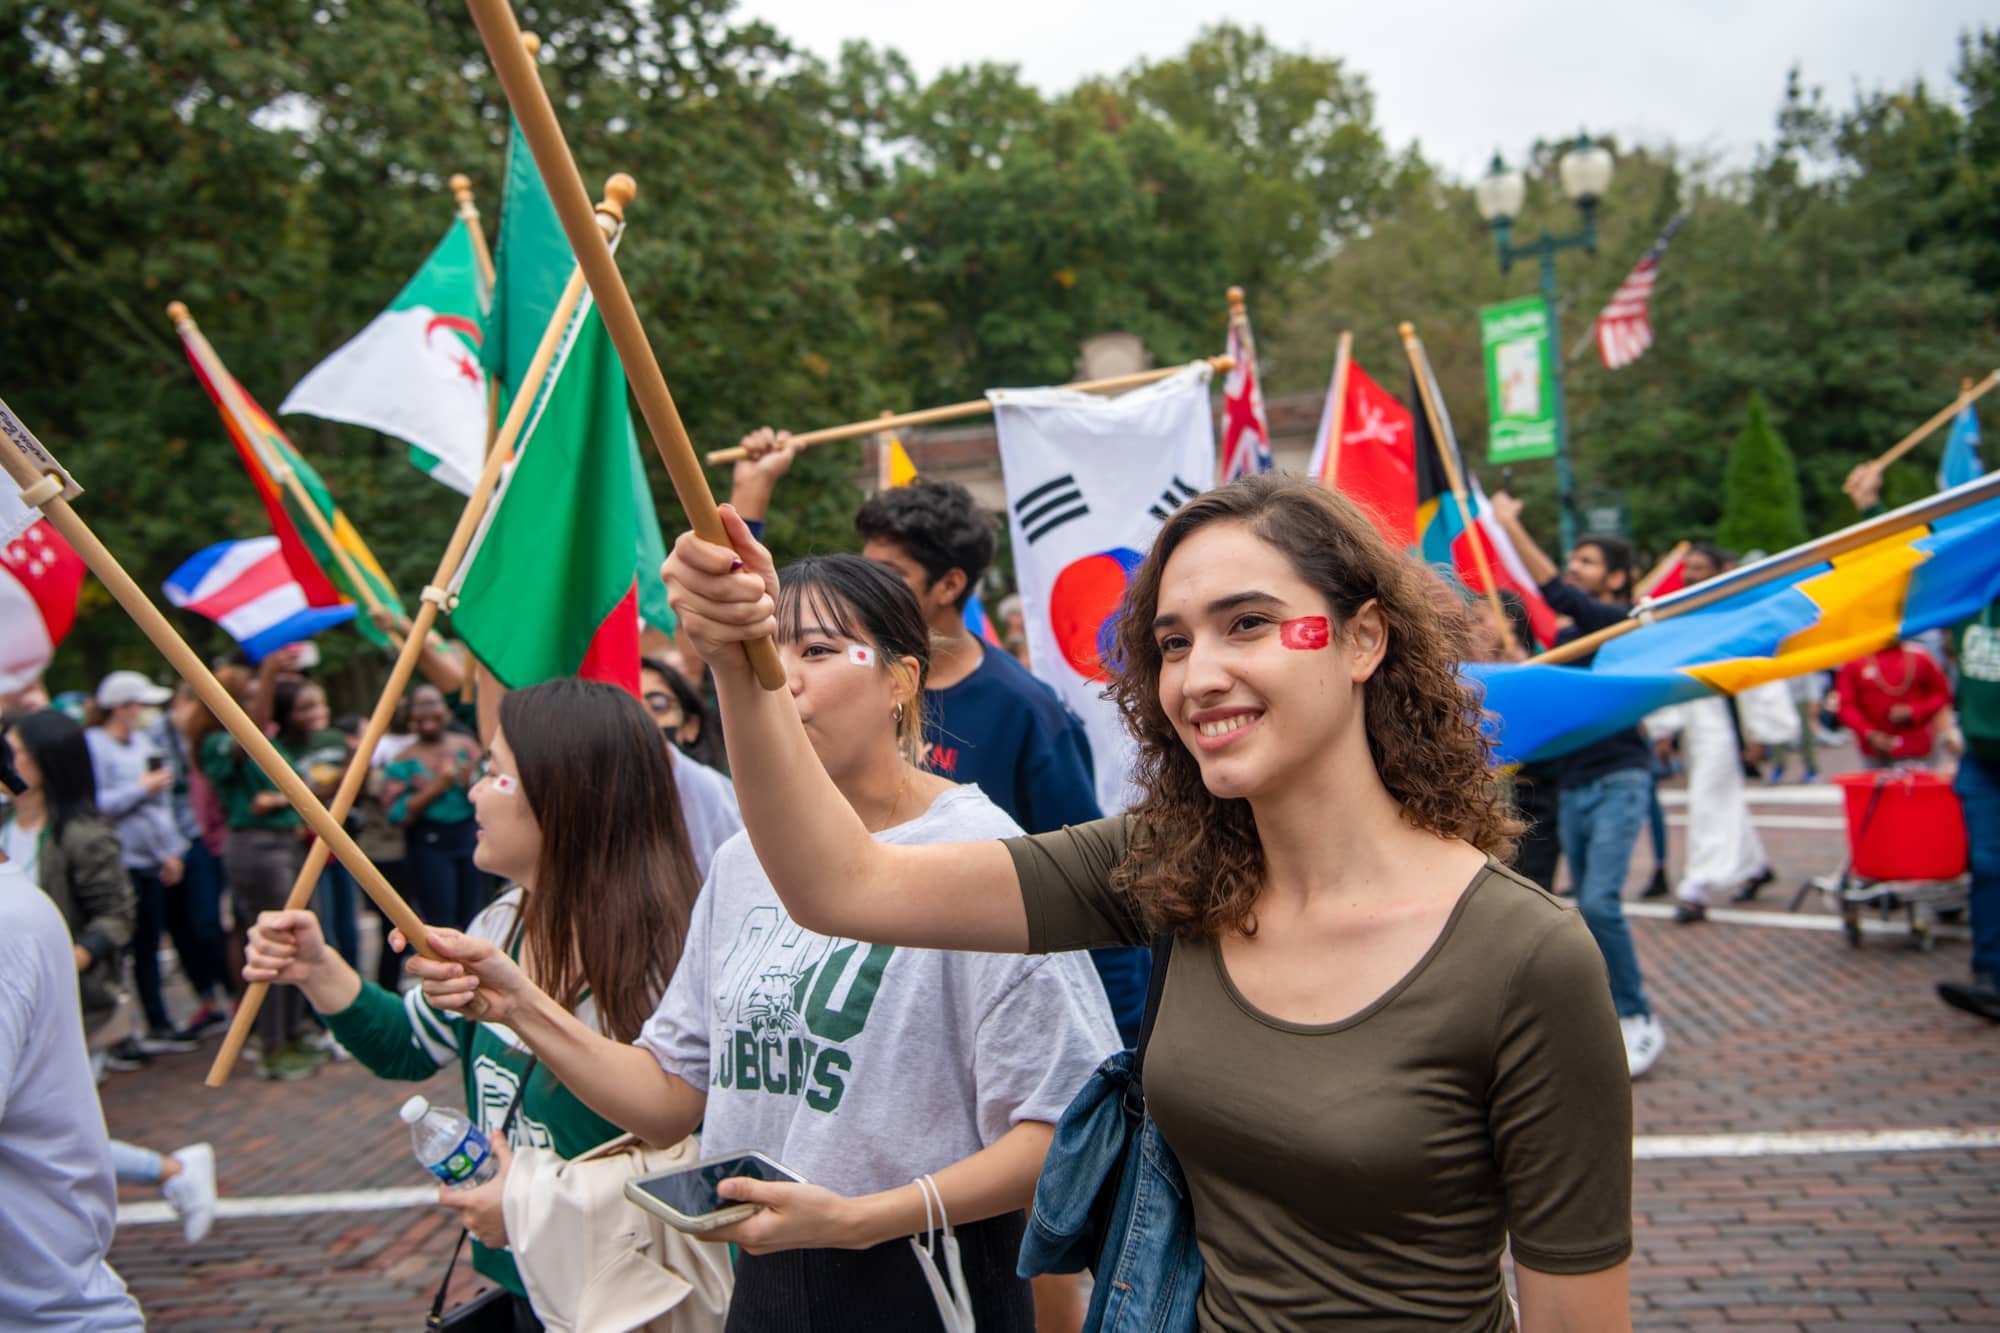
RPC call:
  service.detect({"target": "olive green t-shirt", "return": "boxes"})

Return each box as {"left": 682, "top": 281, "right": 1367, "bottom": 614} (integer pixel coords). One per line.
{"left": 1005, "top": 818, "right": 1633, "bottom": 1332}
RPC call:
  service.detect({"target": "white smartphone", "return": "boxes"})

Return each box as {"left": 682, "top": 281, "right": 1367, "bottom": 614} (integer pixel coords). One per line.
{"left": 623, "top": 1151, "right": 805, "bottom": 1234}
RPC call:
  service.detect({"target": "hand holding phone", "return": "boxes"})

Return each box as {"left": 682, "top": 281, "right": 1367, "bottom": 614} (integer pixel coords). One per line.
{"left": 623, "top": 1152, "right": 804, "bottom": 1235}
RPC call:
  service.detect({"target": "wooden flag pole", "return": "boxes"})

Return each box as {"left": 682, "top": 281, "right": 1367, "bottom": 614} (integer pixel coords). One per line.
{"left": 167, "top": 302, "right": 406, "bottom": 652}
{"left": 463, "top": 0, "right": 785, "bottom": 691}
{"left": 873, "top": 409, "right": 896, "bottom": 493}
{"left": 0, "top": 404, "right": 458, "bottom": 1018}
{"left": 1320, "top": 331, "right": 1353, "bottom": 489}
{"left": 1399, "top": 321, "right": 1515, "bottom": 654}
{"left": 1633, "top": 540, "right": 1690, "bottom": 600}
{"left": 451, "top": 172, "right": 503, "bottom": 454}
{"left": 203, "top": 178, "right": 631, "bottom": 1087}
{"left": 1870, "top": 369, "right": 2000, "bottom": 471}
{"left": 703, "top": 355, "right": 1236, "bottom": 466}
{"left": 450, "top": 173, "right": 497, "bottom": 290}
{"left": 1527, "top": 468, "right": 2000, "bottom": 667}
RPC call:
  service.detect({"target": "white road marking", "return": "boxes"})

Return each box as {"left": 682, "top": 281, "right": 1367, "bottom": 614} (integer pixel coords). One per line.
{"left": 1665, "top": 813, "right": 1849, "bottom": 831}
{"left": 117, "top": 1128, "right": 2000, "bottom": 1225}
{"left": 1624, "top": 900, "right": 1969, "bottom": 938}
{"left": 1659, "top": 784, "right": 1844, "bottom": 808}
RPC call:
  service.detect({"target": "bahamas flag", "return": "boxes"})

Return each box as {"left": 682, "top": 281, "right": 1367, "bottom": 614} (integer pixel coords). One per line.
{"left": 1471, "top": 475, "right": 2000, "bottom": 765}
{"left": 173, "top": 304, "right": 401, "bottom": 649}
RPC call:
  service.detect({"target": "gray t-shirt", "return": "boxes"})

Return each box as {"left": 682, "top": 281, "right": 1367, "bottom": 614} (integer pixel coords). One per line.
{"left": 85, "top": 725, "right": 188, "bottom": 870}
{"left": 0, "top": 862, "right": 146, "bottom": 1331}
{"left": 639, "top": 785, "right": 1120, "bottom": 1198}
{"left": 669, "top": 750, "right": 742, "bottom": 881}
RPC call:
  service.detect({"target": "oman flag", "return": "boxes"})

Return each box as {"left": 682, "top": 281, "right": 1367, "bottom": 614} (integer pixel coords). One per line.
{"left": 280, "top": 218, "right": 491, "bottom": 494}
{"left": 1, "top": 518, "right": 86, "bottom": 693}
{"left": 448, "top": 296, "right": 648, "bottom": 694}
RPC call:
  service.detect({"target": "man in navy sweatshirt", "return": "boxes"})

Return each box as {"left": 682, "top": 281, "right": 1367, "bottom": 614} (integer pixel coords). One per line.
{"left": 1491, "top": 492, "right": 1667, "bottom": 1079}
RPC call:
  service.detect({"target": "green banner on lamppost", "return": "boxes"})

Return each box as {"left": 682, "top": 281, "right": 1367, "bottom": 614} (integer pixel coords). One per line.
{"left": 1479, "top": 295, "right": 1559, "bottom": 464}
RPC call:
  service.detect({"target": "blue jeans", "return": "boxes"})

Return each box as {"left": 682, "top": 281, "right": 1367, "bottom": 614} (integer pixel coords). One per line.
{"left": 1559, "top": 769, "right": 1653, "bottom": 1019}
{"left": 181, "top": 841, "right": 231, "bottom": 999}
{"left": 1955, "top": 754, "right": 2000, "bottom": 978}
{"left": 317, "top": 860, "right": 360, "bottom": 969}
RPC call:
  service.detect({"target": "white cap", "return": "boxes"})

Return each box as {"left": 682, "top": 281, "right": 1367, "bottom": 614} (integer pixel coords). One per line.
{"left": 399, "top": 1095, "right": 430, "bottom": 1124}
{"left": 96, "top": 670, "right": 173, "bottom": 709}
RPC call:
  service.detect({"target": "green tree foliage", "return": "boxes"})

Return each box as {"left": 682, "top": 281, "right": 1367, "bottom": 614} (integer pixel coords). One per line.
{"left": 5, "top": 7, "right": 1999, "bottom": 691}
{"left": 1717, "top": 392, "right": 1809, "bottom": 553}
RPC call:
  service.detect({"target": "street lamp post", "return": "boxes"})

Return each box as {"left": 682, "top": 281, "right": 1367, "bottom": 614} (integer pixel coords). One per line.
{"left": 1474, "top": 133, "right": 1614, "bottom": 554}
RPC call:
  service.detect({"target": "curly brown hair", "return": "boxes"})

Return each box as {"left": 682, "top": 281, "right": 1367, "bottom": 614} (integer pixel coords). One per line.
{"left": 1107, "top": 474, "right": 1521, "bottom": 939}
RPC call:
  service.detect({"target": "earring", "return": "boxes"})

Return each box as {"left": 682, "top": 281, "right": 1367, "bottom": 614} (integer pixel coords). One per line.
{"left": 895, "top": 703, "right": 904, "bottom": 722}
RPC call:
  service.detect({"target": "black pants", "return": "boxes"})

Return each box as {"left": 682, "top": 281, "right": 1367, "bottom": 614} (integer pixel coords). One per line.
{"left": 725, "top": 1211, "right": 1033, "bottom": 1333}
{"left": 129, "top": 865, "right": 221, "bottom": 1032}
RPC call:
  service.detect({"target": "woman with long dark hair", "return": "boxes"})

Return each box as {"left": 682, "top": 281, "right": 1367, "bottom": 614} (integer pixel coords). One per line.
{"left": 411, "top": 556, "right": 1118, "bottom": 1332}
{"left": 245, "top": 679, "right": 709, "bottom": 1328}
{"left": 651, "top": 477, "right": 1635, "bottom": 1331}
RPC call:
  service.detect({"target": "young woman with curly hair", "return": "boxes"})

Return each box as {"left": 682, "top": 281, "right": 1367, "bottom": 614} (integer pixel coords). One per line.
{"left": 642, "top": 474, "right": 1633, "bottom": 1330}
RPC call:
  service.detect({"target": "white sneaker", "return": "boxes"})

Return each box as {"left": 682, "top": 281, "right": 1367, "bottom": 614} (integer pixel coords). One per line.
{"left": 162, "top": 1142, "right": 217, "bottom": 1244}
{"left": 1620, "top": 1015, "right": 1666, "bottom": 1079}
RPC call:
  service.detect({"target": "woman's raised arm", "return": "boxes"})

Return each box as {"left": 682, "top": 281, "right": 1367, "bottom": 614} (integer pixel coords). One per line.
{"left": 663, "top": 507, "right": 1029, "bottom": 953}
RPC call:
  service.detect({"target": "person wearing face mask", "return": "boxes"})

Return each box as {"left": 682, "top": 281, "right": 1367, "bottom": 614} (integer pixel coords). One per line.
{"left": 640, "top": 657, "right": 741, "bottom": 879}
{"left": 653, "top": 478, "right": 1635, "bottom": 1332}
{"left": 410, "top": 555, "right": 1120, "bottom": 1333}
{"left": 246, "top": 679, "right": 715, "bottom": 1330}
{"left": 381, "top": 684, "right": 484, "bottom": 933}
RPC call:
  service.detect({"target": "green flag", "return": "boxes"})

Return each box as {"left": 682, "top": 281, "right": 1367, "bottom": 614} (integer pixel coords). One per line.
{"left": 482, "top": 119, "right": 675, "bottom": 635}
{"left": 453, "top": 302, "right": 647, "bottom": 689}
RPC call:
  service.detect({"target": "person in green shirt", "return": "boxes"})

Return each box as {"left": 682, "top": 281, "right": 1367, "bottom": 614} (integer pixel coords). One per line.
{"left": 243, "top": 678, "right": 706, "bottom": 1326}
{"left": 198, "top": 656, "right": 319, "bottom": 1081}
{"left": 381, "top": 684, "right": 484, "bottom": 932}
{"left": 1941, "top": 599, "right": 2000, "bottom": 1021}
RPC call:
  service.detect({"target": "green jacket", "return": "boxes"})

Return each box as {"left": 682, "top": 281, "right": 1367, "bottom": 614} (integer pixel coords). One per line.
{"left": 3, "top": 811, "right": 134, "bottom": 1031}
{"left": 321, "top": 891, "right": 624, "bottom": 1296}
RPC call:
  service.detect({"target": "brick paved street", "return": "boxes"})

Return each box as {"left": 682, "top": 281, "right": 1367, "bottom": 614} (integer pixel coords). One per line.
{"left": 102, "top": 768, "right": 1998, "bottom": 1331}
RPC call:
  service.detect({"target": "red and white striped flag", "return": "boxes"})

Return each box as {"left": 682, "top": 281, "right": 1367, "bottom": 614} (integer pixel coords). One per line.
{"left": 1593, "top": 213, "right": 1686, "bottom": 370}
{"left": 1218, "top": 316, "right": 1272, "bottom": 483}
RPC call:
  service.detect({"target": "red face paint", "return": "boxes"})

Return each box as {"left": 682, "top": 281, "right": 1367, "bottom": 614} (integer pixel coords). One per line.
{"left": 1279, "top": 616, "right": 1330, "bottom": 650}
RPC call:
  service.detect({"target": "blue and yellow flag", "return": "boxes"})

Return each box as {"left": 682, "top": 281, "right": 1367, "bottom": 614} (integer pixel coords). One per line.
{"left": 1470, "top": 479, "right": 2000, "bottom": 765}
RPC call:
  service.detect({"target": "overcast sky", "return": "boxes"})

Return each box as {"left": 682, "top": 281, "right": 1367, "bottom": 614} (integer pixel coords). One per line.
{"left": 735, "top": 0, "right": 1994, "bottom": 179}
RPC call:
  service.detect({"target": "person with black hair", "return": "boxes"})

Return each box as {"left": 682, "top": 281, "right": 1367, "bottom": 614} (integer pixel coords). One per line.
{"left": 729, "top": 432, "right": 1146, "bottom": 1056}
{"left": 1490, "top": 493, "right": 1666, "bottom": 1078}
{"left": 640, "top": 657, "right": 741, "bottom": 877}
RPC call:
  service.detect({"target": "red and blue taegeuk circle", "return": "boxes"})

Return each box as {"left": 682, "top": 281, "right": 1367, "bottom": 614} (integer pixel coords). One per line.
{"left": 1048, "top": 547, "right": 1144, "bottom": 680}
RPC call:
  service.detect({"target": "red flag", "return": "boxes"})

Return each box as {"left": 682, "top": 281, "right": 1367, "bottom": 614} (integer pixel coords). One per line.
{"left": 1218, "top": 318, "right": 1273, "bottom": 482}
{"left": 1309, "top": 359, "right": 1418, "bottom": 548}
{"left": 1, "top": 520, "right": 87, "bottom": 692}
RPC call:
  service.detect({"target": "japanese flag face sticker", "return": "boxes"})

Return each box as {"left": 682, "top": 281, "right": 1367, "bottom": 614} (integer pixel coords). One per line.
{"left": 489, "top": 772, "right": 518, "bottom": 795}
{"left": 847, "top": 645, "right": 876, "bottom": 666}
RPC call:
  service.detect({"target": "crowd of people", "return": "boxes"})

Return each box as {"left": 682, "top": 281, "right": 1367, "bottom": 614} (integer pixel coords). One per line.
{"left": 3, "top": 440, "right": 1996, "bottom": 1332}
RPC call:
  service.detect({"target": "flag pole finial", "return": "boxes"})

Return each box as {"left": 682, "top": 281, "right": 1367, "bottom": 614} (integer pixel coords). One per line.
{"left": 601, "top": 172, "right": 637, "bottom": 221}
{"left": 1226, "top": 285, "right": 1246, "bottom": 316}
{"left": 166, "top": 300, "right": 190, "bottom": 326}
{"left": 1397, "top": 320, "right": 1415, "bottom": 338}
{"left": 450, "top": 172, "right": 475, "bottom": 204}
{"left": 520, "top": 30, "right": 541, "bottom": 56}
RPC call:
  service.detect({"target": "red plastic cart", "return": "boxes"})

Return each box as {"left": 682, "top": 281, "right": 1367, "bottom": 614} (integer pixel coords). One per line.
{"left": 1793, "top": 768, "right": 1970, "bottom": 948}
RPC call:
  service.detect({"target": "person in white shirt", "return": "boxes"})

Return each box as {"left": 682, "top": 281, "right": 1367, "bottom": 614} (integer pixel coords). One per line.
{"left": 641, "top": 658, "right": 742, "bottom": 879}
{"left": 0, "top": 724, "right": 147, "bottom": 1331}
{"left": 412, "top": 555, "right": 1119, "bottom": 1331}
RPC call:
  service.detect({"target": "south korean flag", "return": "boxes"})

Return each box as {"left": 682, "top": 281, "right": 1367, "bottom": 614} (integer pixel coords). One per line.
{"left": 989, "top": 364, "right": 1218, "bottom": 813}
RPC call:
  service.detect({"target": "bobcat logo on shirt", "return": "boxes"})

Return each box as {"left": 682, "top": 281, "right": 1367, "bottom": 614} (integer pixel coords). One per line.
{"left": 711, "top": 906, "right": 892, "bottom": 1113}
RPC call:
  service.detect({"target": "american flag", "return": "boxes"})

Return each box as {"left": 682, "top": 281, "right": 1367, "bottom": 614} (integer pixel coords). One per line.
{"left": 1218, "top": 316, "right": 1273, "bottom": 482}
{"left": 1593, "top": 213, "right": 1686, "bottom": 370}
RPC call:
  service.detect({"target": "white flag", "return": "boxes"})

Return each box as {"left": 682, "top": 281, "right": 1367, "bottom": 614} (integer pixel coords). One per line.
{"left": 990, "top": 365, "right": 1217, "bottom": 814}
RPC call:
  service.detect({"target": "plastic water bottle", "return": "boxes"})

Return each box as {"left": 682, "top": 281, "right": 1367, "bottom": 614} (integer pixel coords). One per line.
{"left": 400, "top": 1095, "right": 498, "bottom": 1188}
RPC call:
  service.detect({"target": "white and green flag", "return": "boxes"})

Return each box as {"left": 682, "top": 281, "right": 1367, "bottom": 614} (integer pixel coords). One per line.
{"left": 280, "top": 219, "right": 491, "bottom": 493}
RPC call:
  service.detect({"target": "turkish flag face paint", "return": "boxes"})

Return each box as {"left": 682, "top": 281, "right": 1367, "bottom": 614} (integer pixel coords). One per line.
{"left": 1280, "top": 616, "right": 1330, "bottom": 650}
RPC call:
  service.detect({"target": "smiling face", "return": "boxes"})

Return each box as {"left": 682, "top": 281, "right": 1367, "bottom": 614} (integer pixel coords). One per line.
{"left": 469, "top": 730, "right": 542, "bottom": 884}
{"left": 289, "top": 683, "right": 331, "bottom": 736}
{"left": 409, "top": 686, "right": 449, "bottom": 741}
{"left": 1149, "top": 520, "right": 1385, "bottom": 802}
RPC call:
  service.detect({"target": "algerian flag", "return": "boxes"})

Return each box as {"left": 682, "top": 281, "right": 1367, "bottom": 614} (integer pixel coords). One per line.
{"left": 280, "top": 219, "right": 490, "bottom": 494}
{"left": 481, "top": 117, "right": 676, "bottom": 635}
{"left": 449, "top": 296, "right": 651, "bottom": 692}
